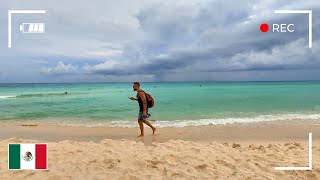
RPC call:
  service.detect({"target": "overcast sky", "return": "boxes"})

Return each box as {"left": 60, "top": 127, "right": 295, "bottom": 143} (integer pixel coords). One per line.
{"left": 0, "top": 0, "right": 319, "bottom": 83}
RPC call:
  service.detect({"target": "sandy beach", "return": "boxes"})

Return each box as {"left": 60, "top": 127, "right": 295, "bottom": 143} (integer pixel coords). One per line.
{"left": 1, "top": 0, "right": 320, "bottom": 178}
{"left": 0, "top": 120, "right": 319, "bottom": 179}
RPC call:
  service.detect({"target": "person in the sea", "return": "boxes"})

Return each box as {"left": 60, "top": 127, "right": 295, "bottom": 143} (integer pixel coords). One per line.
{"left": 129, "top": 82, "right": 156, "bottom": 137}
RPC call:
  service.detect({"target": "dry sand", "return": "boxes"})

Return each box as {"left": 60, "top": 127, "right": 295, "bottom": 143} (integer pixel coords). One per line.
{"left": 0, "top": 120, "right": 319, "bottom": 179}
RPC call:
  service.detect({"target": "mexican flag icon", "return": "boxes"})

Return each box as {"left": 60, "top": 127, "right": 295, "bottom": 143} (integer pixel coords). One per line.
{"left": 8, "top": 144, "right": 47, "bottom": 170}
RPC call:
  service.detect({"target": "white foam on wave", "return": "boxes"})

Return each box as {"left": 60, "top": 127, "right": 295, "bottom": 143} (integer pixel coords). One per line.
{"left": 0, "top": 95, "right": 16, "bottom": 99}
{"left": 54, "top": 113, "right": 320, "bottom": 128}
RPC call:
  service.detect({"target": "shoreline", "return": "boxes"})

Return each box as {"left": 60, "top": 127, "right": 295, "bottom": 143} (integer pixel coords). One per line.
{"left": 2, "top": 112, "right": 320, "bottom": 128}
{"left": 0, "top": 120, "right": 320, "bottom": 179}
{"left": 0, "top": 120, "right": 319, "bottom": 144}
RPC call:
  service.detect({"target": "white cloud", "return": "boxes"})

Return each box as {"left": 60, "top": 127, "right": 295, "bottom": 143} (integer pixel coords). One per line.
{"left": 86, "top": 49, "right": 123, "bottom": 57}
{"left": 83, "top": 60, "right": 119, "bottom": 71}
{"left": 41, "top": 61, "right": 79, "bottom": 74}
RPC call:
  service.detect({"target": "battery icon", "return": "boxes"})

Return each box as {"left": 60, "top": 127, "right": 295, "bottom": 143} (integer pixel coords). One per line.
{"left": 19, "top": 23, "right": 45, "bottom": 33}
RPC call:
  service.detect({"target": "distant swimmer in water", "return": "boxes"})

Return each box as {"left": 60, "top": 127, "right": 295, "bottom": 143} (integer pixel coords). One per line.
{"left": 64, "top": 92, "right": 68, "bottom": 94}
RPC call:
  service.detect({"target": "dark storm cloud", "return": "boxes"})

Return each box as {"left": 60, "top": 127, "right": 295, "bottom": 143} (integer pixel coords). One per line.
{"left": 88, "top": 2, "right": 320, "bottom": 79}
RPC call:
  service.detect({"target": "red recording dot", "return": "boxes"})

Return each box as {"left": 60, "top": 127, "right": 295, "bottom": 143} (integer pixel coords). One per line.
{"left": 260, "top": 23, "right": 269, "bottom": 32}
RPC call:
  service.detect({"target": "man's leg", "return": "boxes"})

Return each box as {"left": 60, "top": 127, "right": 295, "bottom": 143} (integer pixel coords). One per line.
{"left": 142, "top": 120, "right": 156, "bottom": 134}
{"left": 137, "top": 119, "right": 144, "bottom": 137}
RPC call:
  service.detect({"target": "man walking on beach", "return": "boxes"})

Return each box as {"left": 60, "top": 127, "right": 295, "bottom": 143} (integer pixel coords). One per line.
{"left": 129, "top": 82, "right": 156, "bottom": 137}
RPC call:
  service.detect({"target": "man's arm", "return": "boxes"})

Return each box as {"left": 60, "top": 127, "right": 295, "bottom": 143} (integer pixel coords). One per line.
{"left": 138, "top": 91, "right": 148, "bottom": 116}
{"left": 129, "top": 97, "right": 138, "bottom": 101}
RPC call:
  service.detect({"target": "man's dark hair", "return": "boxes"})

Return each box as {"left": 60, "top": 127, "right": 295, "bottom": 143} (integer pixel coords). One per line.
{"left": 133, "top": 82, "right": 140, "bottom": 86}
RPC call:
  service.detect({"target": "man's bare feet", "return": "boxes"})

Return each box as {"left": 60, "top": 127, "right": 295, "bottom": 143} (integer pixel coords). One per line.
{"left": 152, "top": 127, "right": 156, "bottom": 135}
{"left": 137, "top": 134, "right": 144, "bottom": 137}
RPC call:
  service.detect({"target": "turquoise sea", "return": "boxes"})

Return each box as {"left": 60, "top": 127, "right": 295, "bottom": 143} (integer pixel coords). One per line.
{"left": 1, "top": 82, "right": 320, "bottom": 127}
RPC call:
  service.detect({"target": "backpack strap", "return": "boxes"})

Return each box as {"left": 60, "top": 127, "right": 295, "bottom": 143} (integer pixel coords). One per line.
{"left": 137, "top": 90, "right": 145, "bottom": 98}
{"left": 137, "top": 90, "right": 149, "bottom": 101}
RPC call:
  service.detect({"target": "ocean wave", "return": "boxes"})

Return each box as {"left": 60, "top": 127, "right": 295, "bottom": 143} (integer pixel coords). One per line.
{"left": 53, "top": 113, "right": 320, "bottom": 128}
{"left": 0, "top": 93, "right": 71, "bottom": 99}
{"left": 16, "top": 93, "right": 71, "bottom": 98}
{"left": 0, "top": 95, "right": 16, "bottom": 99}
